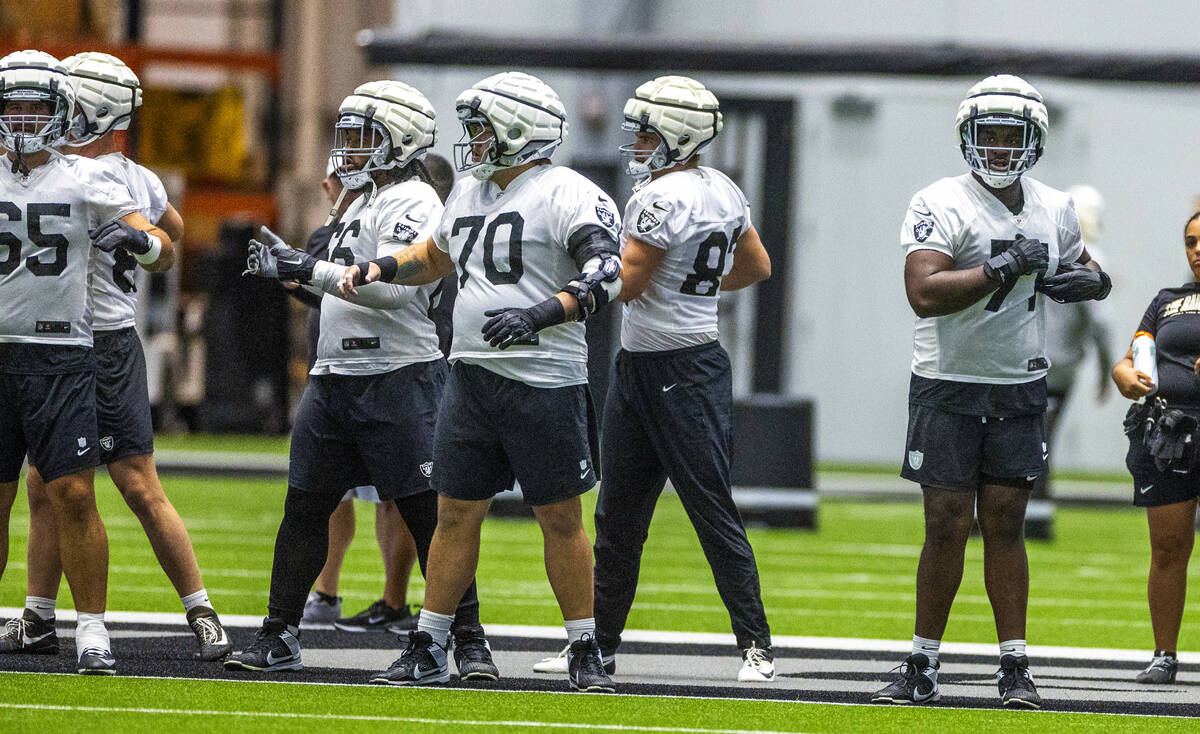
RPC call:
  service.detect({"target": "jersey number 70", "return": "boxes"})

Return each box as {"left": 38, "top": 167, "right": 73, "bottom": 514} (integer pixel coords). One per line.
{"left": 984, "top": 238, "right": 1036, "bottom": 313}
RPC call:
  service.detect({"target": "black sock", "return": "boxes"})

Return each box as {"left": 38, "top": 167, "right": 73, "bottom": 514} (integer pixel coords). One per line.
{"left": 267, "top": 486, "right": 344, "bottom": 628}
{"left": 393, "top": 491, "right": 482, "bottom": 635}
{"left": 314, "top": 591, "right": 339, "bottom": 604}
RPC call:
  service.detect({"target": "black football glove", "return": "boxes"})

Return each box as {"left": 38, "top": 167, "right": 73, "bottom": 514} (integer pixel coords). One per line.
{"left": 982, "top": 235, "right": 1048, "bottom": 285}
{"left": 91, "top": 219, "right": 153, "bottom": 255}
{"left": 243, "top": 226, "right": 317, "bottom": 282}
{"left": 1037, "top": 262, "right": 1112, "bottom": 303}
{"left": 481, "top": 298, "right": 565, "bottom": 349}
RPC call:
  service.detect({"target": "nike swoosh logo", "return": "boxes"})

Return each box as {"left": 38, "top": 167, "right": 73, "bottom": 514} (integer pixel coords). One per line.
{"left": 580, "top": 468, "right": 590, "bottom": 479}
{"left": 912, "top": 208, "right": 932, "bottom": 217}
{"left": 77, "top": 447, "right": 92, "bottom": 456}
{"left": 651, "top": 201, "right": 671, "bottom": 212}
{"left": 367, "top": 615, "right": 386, "bottom": 625}
{"left": 403, "top": 213, "right": 421, "bottom": 223}
{"left": 1025, "top": 475, "right": 1038, "bottom": 482}
{"left": 662, "top": 384, "right": 677, "bottom": 392}
{"left": 265, "top": 650, "right": 295, "bottom": 665}
{"left": 1140, "top": 485, "right": 1154, "bottom": 494}
{"left": 24, "top": 630, "right": 52, "bottom": 644}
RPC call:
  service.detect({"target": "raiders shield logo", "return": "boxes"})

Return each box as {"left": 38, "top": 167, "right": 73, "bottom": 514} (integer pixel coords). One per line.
{"left": 420, "top": 461, "right": 433, "bottom": 478}
{"left": 636, "top": 208, "right": 661, "bottom": 234}
{"left": 907, "top": 450, "right": 924, "bottom": 470}
{"left": 595, "top": 205, "right": 615, "bottom": 229}
{"left": 392, "top": 222, "right": 419, "bottom": 242}
{"left": 913, "top": 219, "right": 935, "bottom": 243}
{"left": 100, "top": 436, "right": 114, "bottom": 452}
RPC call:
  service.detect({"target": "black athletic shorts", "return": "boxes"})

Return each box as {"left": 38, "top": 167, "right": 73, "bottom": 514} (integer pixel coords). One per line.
{"left": 94, "top": 327, "right": 155, "bottom": 464}
{"left": 0, "top": 344, "right": 99, "bottom": 483}
{"left": 289, "top": 359, "right": 446, "bottom": 500}
{"left": 1126, "top": 419, "right": 1200, "bottom": 508}
{"left": 432, "top": 361, "right": 599, "bottom": 506}
{"left": 901, "top": 404, "right": 1047, "bottom": 491}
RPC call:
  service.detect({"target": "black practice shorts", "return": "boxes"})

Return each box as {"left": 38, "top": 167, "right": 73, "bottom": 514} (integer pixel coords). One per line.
{"left": 289, "top": 360, "right": 446, "bottom": 500}
{"left": 0, "top": 345, "right": 99, "bottom": 483}
{"left": 901, "top": 402, "right": 1047, "bottom": 491}
{"left": 94, "top": 327, "right": 155, "bottom": 464}
{"left": 1126, "top": 423, "right": 1200, "bottom": 508}
{"left": 432, "top": 361, "right": 599, "bottom": 506}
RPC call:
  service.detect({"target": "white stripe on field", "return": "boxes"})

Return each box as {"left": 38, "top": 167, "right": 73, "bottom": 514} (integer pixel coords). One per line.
{"left": 3, "top": 607, "right": 1192, "bottom": 663}
{"left": 0, "top": 671, "right": 1191, "bottom": 722}
{"left": 0, "top": 702, "right": 799, "bottom": 733}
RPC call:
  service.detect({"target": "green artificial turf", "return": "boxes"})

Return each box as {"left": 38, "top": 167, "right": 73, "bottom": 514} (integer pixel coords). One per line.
{"left": 0, "top": 674, "right": 1189, "bottom": 734}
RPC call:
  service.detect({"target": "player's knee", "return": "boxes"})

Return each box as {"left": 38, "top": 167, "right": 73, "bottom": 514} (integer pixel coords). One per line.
{"left": 534, "top": 501, "right": 585, "bottom": 539}
{"left": 434, "top": 498, "right": 485, "bottom": 535}
{"left": 45, "top": 479, "right": 98, "bottom": 524}
{"left": 119, "top": 482, "right": 166, "bottom": 519}
{"left": 1149, "top": 531, "right": 1194, "bottom": 565}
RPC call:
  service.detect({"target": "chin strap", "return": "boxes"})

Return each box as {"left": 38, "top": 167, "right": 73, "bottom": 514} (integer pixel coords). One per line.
{"left": 323, "top": 185, "right": 348, "bottom": 227}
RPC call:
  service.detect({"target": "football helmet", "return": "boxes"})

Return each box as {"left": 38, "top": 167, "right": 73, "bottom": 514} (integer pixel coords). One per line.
{"left": 0, "top": 50, "right": 73, "bottom": 155}
{"left": 620, "top": 75, "right": 722, "bottom": 189}
{"left": 956, "top": 74, "right": 1048, "bottom": 189}
{"left": 331, "top": 80, "right": 436, "bottom": 191}
{"left": 61, "top": 52, "right": 141, "bottom": 146}
{"left": 452, "top": 72, "right": 567, "bottom": 180}
{"left": 1067, "top": 184, "right": 1104, "bottom": 243}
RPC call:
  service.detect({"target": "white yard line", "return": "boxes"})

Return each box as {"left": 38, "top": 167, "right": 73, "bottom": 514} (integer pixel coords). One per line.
{"left": 0, "top": 702, "right": 803, "bottom": 733}
{"left": 0, "top": 673, "right": 1190, "bottom": 721}
{"left": 3, "top": 607, "right": 1192, "bottom": 663}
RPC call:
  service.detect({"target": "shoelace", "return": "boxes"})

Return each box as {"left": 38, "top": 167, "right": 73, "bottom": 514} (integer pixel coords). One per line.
{"left": 887, "top": 659, "right": 921, "bottom": 682}
{"left": 744, "top": 645, "right": 770, "bottom": 668}
{"left": 191, "top": 616, "right": 223, "bottom": 645}
{"left": 1146, "top": 655, "right": 1175, "bottom": 672}
{"left": 243, "top": 626, "right": 285, "bottom": 655}
{"left": 998, "top": 664, "right": 1034, "bottom": 690}
{"left": 79, "top": 646, "right": 111, "bottom": 660}
{"left": 456, "top": 637, "right": 490, "bottom": 662}
{"left": 3, "top": 616, "right": 30, "bottom": 638}
{"left": 571, "top": 636, "right": 607, "bottom": 676}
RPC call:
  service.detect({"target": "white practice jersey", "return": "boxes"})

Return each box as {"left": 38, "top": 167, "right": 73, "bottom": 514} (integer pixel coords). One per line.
{"left": 88, "top": 152, "right": 169, "bottom": 331}
{"left": 0, "top": 154, "right": 138, "bottom": 346}
{"left": 620, "top": 166, "right": 750, "bottom": 352}
{"left": 434, "top": 164, "right": 621, "bottom": 388}
{"left": 902, "top": 174, "right": 1084, "bottom": 383}
{"left": 312, "top": 179, "right": 443, "bottom": 375}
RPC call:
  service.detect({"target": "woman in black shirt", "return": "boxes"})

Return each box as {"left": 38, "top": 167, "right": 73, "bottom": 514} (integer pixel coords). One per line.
{"left": 1112, "top": 210, "right": 1200, "bottom": 684}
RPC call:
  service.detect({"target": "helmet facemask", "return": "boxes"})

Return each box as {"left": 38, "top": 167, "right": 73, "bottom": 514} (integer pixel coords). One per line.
{"left": 331, "top": 112, "right": 395, "bottom": 190}
{"left": 959, "top": 112, "right": 1042, "bottom": 189}
{"left": 453, "top": 108, "right": 501, "bottom": 181}
{"left": 619, "top": 118, "right": 674, "bottom": 191}
{"left": 0, "top": 89, "right": 68, "bottom": 155}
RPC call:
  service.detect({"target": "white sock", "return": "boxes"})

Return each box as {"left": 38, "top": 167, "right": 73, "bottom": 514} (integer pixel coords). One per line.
{"left": 912, "top": 635, "right": 941, "bottom": 668}
{"left": 180, "top": 589, "right": 211, "bottom": 614}
{"left": 999, "top": 639, "right": 1026, "bottom": 661}
{"left": 75, "top": 612, "right": 111, "bottom": 656}
{"left": 26, "top": 596, "right": 56, "bottom": 621}
{"left": 416, "top": 609, "right": 453, "bottom": 648}
{"left": 564, "top": 617, "right": 595, "bottom": 646}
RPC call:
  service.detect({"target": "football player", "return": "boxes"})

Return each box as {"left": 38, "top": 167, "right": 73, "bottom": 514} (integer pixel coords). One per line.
{"left": 230, "top": 80, "right": 495, "bottom": 681}
{"left": 0, "top": 50, "right": 174, "bottom": 674}
{"left": 0, "top": 51, "right": 232, "bottom": 663}
{"left": 340, "top": 71, "right": 621, "bottom": 692}
{"left": 531, "top": 76, "right": 775, "bottom": 682}
{"left": 871, "top": 75, "right": 1111, "bottom": 709}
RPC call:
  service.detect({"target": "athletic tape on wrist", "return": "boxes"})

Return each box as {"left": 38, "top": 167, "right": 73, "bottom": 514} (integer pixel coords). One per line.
{"left": 134, "top": 234, "right": 162, "bottom": 265}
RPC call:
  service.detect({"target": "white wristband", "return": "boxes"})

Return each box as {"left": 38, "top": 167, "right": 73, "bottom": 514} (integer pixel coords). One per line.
{"left": 134, "top": 234, "right": 163, "bottom": 265}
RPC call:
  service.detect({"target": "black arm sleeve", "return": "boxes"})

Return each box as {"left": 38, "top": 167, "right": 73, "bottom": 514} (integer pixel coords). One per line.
{"left": 566, "top": 224, "right": 620, "bottom": 269}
